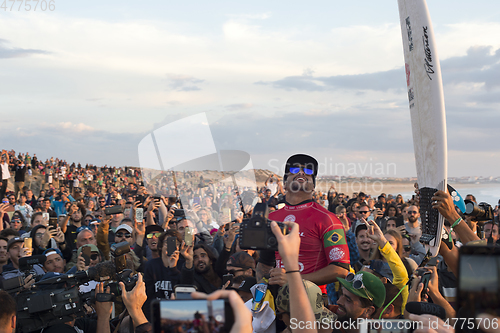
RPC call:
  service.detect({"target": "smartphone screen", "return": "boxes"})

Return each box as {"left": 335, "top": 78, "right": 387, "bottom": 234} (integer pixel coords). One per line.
{"left": 152, "top": 299, "right": 232, "bottom": 333}
{"left": 42, "top": 212, "right": 50, "bottom": 224}
{"left": 458, "top": 245, "right": 500, "bottom": 332}
{"left": 135, "top": 207, "right": 144, "bottom": 223}
{"left": 184, "top": 226, "right": 193, "bottom": 246}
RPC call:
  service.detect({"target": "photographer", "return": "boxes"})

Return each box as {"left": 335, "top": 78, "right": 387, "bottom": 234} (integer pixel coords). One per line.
{"left": 143, "top": 229, "right": 194, "bottom": 320}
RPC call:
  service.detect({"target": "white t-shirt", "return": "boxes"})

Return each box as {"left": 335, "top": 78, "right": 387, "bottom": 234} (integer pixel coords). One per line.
{"left": 1, "top": 162, "right": 10, "bottom": 180}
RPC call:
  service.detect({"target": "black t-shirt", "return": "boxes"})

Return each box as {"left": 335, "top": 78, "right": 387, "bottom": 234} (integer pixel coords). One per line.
{"left": 65, "top": 224, "right": 79, "bottom": 251}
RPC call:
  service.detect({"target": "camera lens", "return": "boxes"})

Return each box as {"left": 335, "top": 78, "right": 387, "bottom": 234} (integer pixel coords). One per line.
{"left": 268, "top": 237, "right": 277, "bottom": 246}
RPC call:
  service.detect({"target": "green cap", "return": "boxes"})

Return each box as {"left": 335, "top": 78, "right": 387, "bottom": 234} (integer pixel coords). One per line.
{"left": 337, "top": 271, "right": 386, "bottom": 309}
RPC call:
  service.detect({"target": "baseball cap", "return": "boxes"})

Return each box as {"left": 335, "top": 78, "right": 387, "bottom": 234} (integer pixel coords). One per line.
{"left": 337, "top": 271, "right": 386, "bottom": 308}
{"left": 7, "top": 237, "right": 24, "bottom": 250}
{"left": 76, "top": 226, "right": 92, "bottom": 234}
{"left": 227, "top": 252, "right": 255, "bottom": 270}
{"left": 355, "top": 223, "right": 368, "bottom": 237}
{"left": 43, "top": 248, "right": 64, "bottom": 259}
{"left": 145, "top": 225, "right": 164, "bottom": 235}
{"left": 116, "top": 224, "right": 133, "bottom": 234}
{"left": 276, "top": 280, "right": 337, "bottom": 323}
{"left": 283, "top": 154, "right": 319, "bottom": 186}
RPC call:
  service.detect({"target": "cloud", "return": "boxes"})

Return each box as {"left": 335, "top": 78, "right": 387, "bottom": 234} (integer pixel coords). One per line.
{"left": 225, "top": 103, "right": 254, "bottom": 110}
{"left": 3, "top": 122, "right": 143, "bottom": 167}
{"left": 257, "top": 45, "right": 500, "bottom": 94}
{"left": 0, "top": 38, "right": 49, "bottom": 59}
{"left": 256, "top": 68, "right": 404, "bottom": 92}
{"left": 441, "top": 46, "right": 500, "bottom": 89}
{"left": 165, "top": 73, "right": 204, "bottom": 91}
{"left": 227, "top": 12, "right": 271, "bottom": 20}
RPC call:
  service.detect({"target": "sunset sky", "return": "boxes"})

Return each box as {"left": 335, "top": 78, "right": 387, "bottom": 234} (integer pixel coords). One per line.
{"left": 1, "top": 0, "right": 500, "bottom": 178}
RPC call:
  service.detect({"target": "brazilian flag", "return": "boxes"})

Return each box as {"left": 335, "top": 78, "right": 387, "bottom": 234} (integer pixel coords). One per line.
{"left": 324, "top": 229, "right": 346, "bottom": 247}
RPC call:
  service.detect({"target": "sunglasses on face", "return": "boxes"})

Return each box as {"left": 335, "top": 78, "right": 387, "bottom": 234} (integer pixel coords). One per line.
{"left": 115, "top": 233, "right": 132, "bottom": 238}
{"left": 146, "top": 232, "right": 162, "bottom": 239}
{"left": 407, "top": 211, "right": 418, "bottom": 215}
{"left": 289, "top": 166, "right": 314, "bottom": 175}
{"left": 359, "top": 210, "right": 370, "bottom": 214}
{"left": 403, "top": 245, "right": 411, "bottom": 252}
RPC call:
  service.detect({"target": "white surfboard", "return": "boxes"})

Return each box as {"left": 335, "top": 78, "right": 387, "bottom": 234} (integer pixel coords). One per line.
{"left": 397, "top": 0, "right": 447, "bottom": 256}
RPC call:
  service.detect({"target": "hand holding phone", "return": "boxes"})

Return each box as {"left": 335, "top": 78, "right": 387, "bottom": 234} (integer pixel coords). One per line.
{"left": 184, "top": 226, "right": 193, "bottom": 246}
{"left": 135, "top": 207, "right": 144, "bottom": 223}
{"left": 166, "top": 237, "right": 177, "bottom": 257}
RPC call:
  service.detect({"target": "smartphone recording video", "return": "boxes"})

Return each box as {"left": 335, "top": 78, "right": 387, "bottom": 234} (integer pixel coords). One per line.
{"left": 458, "top": 245, "right": 500, "bottom": 333}
{"left": 152, "top": 299, "right": 233, "bottom": 333}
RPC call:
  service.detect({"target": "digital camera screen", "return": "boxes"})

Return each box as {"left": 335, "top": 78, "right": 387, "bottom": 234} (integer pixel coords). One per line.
{"left": 158, "top": 299, "right": 226, "bottom": 333}
{"left": 242, "top": 229, "right": 266, "bottom": 247}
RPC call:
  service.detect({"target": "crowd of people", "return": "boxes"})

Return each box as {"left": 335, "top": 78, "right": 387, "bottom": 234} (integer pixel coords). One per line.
{"left": 0, "top": 149, "right": 499, "bottom": 333}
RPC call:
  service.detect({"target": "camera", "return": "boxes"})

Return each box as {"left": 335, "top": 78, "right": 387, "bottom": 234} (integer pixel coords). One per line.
{"left": 8, "top": 242, "right": 138, "bottom": 332}
{"left": 239, "top": 203, "right": 287, "bottom": 251}
{"left": 464, "top": 200, "right": 493, "bottom": 222}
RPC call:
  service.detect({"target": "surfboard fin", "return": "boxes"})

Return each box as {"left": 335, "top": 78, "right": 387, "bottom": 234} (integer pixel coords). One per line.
{"left": 447, "top": 184, "right": 466, "bottom": 213}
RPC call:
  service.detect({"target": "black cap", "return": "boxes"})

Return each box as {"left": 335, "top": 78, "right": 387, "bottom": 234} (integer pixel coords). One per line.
{"left": 146, "top": 225, "right": 165, "bottom": 235}
{"left": 283, "top": 154, "right": 318, "bottom": 186}
{"left": 7, "top": 237, "right": 24, "bottom": 251}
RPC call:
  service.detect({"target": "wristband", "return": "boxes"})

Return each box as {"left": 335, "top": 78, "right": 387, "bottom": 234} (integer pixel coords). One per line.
{"left": 285, "top": 270, "right": 300, "bottom": 274}
{"left": 449, "top": 217, "right": 462, "bottom": 242}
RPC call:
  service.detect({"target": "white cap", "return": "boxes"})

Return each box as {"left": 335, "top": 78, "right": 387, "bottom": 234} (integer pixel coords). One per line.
{"left": 116, "top": 224, "right": 133, "bottom": 234}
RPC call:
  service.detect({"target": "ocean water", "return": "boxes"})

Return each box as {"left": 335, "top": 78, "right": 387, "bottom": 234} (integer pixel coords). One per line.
{"left": 400, "top": 185, "right": 500, "bottom": 206}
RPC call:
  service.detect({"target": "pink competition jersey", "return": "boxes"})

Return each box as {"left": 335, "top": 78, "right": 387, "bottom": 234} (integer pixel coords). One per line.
{"left": 269, "top": 201, "right": 350, "bottom": 274}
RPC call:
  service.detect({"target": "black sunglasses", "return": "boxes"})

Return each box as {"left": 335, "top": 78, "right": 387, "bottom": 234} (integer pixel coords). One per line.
{"left": 227, "top": 269, "right": 244, "bottom": 275}
{"left": 115, "top": 233, "right": 132, "bottom": 238}
{"left": 403, "top": 245, "right": 411, "bottom": 252}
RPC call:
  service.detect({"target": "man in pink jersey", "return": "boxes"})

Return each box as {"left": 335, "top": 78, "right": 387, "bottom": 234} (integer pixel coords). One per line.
{"left": 256, "top": 154, "right": 350, "bottom": 291}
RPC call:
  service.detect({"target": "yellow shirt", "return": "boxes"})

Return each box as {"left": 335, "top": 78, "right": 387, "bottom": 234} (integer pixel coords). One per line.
{"left": 379, "top": 242, "right": 409, "bottom": 314}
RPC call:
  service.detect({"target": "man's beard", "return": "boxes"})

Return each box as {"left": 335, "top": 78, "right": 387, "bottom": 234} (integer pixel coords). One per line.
{"left": 336, "top": 305, "right": 352, "bottom": 323}
{"left": 408, "top": 216, "right": 418, "bottom": 223}
{"left": 195, "top": 264, "right": 210, "bottom": 274}
{"left": 289, "top": 179, "right": 313, "bottom": 193}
